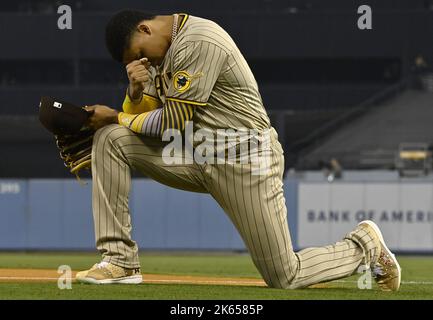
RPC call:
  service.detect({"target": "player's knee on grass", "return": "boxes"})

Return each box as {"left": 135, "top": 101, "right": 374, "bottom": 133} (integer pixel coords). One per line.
{"left": 255, "top": 259, "right": 299, "bottom": 290}
{"left": 263, "top": 275, "right": 294, "bottom": 290}
{"left": 265, "top": 277, "right": 306, "bottom": 290}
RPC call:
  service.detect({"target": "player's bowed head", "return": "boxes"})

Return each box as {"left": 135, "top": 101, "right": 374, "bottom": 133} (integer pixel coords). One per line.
{"left": 105, "top": 10, "right": 176, "bottom": 67}
{"left": 84, "top": 10, "right": 177, "bottom": 130}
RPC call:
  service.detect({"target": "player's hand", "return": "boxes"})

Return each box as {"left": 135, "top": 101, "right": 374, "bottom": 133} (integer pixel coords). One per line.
{"left": 126, "top": 58, "right": 151, "bottom": 101}
{"left": 84, "top": 105, "right": 119, "bottom": 130}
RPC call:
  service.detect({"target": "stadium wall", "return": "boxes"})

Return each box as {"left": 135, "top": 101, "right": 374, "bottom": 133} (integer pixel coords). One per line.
{"left": 1, "top": 172, "right": 432, "bottom": 252}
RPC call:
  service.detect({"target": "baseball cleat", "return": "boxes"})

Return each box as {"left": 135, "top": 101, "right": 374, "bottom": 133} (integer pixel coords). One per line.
{"left": 358, "top": 220, "right": 401, "bottom": 291}
{"left": 75, "top": 261, "right": 142, "bottom": 284}
{"left": 75, "top": 263, "right": 99, "bottom": 279}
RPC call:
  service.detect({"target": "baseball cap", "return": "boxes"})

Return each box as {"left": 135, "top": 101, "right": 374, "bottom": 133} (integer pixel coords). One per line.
{"left": 39, "top": 96, "right": 90, "bottom": 135}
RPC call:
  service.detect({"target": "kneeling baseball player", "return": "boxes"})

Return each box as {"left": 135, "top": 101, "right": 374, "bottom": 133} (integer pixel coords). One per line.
{"left": 43, "top": 10, "right": 401, "bottom": 290}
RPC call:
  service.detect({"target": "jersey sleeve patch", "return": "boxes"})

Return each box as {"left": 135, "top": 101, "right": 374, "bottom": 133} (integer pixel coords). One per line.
{"left": 173, "top": 70, "right": 203, "bottom": 93}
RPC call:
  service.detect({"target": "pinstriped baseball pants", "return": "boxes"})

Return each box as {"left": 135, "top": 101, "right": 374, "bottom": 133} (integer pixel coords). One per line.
{"left": 91, "top": 124, "right": 379, "bottom": 289}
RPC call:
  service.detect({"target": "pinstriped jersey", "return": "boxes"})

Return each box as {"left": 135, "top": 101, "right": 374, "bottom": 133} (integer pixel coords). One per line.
{"left": 139, "top": 75, "right": 159, "bottom": 101}
{"left": 145, "top": 15, "right": 271, "bottom": 134}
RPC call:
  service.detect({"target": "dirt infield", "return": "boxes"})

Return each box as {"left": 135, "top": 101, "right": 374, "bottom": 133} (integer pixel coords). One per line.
{"left": 0, "top": 268, "right": 267, "bottom": 287}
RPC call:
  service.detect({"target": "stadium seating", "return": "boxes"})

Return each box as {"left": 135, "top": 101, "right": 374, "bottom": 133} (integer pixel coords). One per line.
{"left": 0, "top": 1, "right": 432, "bottom": 176}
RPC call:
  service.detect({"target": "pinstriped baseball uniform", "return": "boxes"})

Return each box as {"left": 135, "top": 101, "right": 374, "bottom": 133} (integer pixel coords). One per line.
{"left": 91, "top": 14, "right": 380, "bottom": 288}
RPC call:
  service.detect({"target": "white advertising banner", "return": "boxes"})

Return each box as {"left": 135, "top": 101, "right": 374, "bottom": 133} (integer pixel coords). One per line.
{"left": 298, "top": 182, "right": 433, "bottom": 251}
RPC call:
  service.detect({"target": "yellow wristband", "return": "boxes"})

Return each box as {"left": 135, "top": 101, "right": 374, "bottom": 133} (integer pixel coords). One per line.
{"left": 122, "top": 91, "right": 161, "bottom": 114}
{"left": 118, "top": 112, "right": 137, "bottom": 128}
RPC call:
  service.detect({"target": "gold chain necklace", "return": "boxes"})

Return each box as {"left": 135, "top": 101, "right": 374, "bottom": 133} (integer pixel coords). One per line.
{"left": 171, "top": 14, "right": 179, "bottom": 43}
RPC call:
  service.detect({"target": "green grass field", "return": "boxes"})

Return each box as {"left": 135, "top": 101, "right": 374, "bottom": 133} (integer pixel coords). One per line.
{"left": 0, "top": 252, "right": 432, "bottom": 300}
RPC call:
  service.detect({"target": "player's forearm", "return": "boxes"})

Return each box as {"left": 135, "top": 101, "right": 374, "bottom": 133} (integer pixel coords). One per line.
{"left": 118, "top": 108, "right": 162, "bottom": 137}
{"left": 122, "top": 88, "right": 161, "bottom": 114}
{"left": 118, "top": 99, "right": 195, "bottom": 137}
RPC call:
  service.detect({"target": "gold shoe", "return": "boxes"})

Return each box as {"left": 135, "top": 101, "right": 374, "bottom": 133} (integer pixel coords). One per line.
{"left": 75, "top": 263, "right": 98, "bottom": 279}
{"left": 358, "top": 220, "right": 402, "bottom": 291}
{"left": 75, "top": 262, "right": 142, "bottom": 284}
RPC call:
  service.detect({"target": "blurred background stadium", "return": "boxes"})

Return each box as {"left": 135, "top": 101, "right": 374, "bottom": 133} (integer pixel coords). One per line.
{"left": 1, "top": 0, "right": 433, "bottom": 254}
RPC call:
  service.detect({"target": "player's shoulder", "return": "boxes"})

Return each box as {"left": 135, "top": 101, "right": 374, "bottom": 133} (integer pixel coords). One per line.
{"left": 175, "top": 15, "right": 234, "bottom": 54}
{"left": 183, "top": 15, "right": 220, "bottom": 31}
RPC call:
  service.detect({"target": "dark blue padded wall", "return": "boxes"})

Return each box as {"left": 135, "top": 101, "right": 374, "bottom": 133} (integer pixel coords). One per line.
{"left": 0, "top": 179, "right": 250, "bottom": 250}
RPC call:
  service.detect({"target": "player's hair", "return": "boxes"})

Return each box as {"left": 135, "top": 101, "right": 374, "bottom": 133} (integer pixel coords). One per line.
{"left": 105, "top": 10, "right": 156, "bottom": 63}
